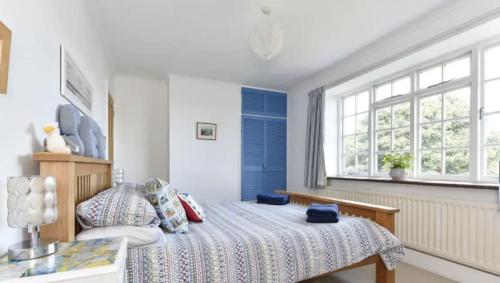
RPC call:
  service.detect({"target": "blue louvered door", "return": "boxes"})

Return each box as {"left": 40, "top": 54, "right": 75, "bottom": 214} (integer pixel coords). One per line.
{"left": 241, "top": 88, "right": 287, "bottom": 201}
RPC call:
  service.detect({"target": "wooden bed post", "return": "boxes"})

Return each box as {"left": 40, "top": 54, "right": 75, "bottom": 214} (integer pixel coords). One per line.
{"left": 275, "top": 190, "right": 399, "bottom": 283}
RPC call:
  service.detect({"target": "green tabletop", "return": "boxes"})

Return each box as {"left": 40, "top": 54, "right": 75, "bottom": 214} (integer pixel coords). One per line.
{"left": 0, "top": 237, "right": 123, "bottom": 280}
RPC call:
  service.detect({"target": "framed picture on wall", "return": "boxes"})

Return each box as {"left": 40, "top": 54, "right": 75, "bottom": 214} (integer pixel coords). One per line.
{"left": 196, "top": 122, "right": 217, "bottom": 140}
{"left": 60, "top": 45, "right": 93, "bottom": 116}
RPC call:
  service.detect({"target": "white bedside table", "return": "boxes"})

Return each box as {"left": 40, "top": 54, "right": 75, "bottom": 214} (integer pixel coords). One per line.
{"left": 0, "top": 237, "right": 127, "bottom": 283}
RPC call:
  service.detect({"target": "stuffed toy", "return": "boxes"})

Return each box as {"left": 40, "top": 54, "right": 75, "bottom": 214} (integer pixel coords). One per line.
{"left": 42, "top": 123, "right": 73, "bottom": 154}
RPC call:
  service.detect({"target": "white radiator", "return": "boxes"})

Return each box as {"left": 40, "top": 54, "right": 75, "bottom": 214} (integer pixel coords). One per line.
{"left": 316, "top": 188, "right": 500, "bottom": 275}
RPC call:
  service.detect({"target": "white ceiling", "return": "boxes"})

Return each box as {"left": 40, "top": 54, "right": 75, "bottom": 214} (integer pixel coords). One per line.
{"left": 87, "top": 0, "right": 452, "bottom": 90}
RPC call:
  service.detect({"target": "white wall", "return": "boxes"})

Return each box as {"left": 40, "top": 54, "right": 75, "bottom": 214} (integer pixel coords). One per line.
{"left": 112, "top": 75, "right": 169, "bottom": 184}
{"left": 168, "top": 75, "right": 241, "bottom": 202}
{"left": 0, "top": 0, "right": 111, "bottom": 255}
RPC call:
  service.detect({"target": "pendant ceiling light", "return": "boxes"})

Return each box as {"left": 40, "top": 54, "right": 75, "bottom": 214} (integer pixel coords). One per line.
{"left": 250, "top": 6, "right": 284, "bottom": 60}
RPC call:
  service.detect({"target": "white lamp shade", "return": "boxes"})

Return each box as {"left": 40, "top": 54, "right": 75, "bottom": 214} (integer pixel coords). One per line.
{"left": 7, "top": 176, "right": 58, "bottom": 228}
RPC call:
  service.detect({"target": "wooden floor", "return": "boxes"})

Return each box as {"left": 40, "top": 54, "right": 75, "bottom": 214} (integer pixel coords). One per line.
{"left": 303, "top": 262, "right": 456, "bottom": 283}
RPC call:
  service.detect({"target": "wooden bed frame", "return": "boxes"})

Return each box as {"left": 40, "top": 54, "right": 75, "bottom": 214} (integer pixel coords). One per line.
{"left": 33, "top": 153, "right": 400, "bottom": 283}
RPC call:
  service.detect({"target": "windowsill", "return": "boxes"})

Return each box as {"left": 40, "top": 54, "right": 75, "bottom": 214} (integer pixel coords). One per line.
{"left": 328, "top": 176, "right": 498, "bottom": 190}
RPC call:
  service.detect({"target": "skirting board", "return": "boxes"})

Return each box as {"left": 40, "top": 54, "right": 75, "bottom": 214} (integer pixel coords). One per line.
{"left": 404, "top": 248, "right": 500, "bottom": 283}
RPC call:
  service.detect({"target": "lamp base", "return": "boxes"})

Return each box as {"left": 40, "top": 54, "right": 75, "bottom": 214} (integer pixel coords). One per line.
{"left": 8, "top": 238, "right": 58, "bottom": 261}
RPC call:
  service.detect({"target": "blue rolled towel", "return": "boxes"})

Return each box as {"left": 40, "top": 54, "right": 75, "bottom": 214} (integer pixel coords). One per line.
{"left": 307, "top": 214, "right": 339, "bottom": 223}
{"left": 257, "top": 194, "right": 289, "bottom": 205}
{"left": 306, "top": 203, "right": 339, "bottom": 223}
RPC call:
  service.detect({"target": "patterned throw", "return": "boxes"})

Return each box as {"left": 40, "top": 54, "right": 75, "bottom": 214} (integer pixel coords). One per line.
{"left": 76, "top": 184, "right": 160, "bottom": 228}
{"left": 144, "top": 178, "right": 189, "bottom": 233}
{"left": 127, "top": 202, "right": 404, "bottom": 283}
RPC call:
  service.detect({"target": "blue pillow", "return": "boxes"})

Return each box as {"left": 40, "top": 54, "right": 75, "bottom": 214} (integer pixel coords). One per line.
{"left": 57, "top": 105, "right": 84, "bottom": 155}
{"left": 79, "top": 116, "right": 99, "bottom": 158}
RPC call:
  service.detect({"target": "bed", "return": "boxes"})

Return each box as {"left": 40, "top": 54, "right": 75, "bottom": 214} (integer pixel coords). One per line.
{"left": 34, "top": 153, "right": 403, "bottom": 283}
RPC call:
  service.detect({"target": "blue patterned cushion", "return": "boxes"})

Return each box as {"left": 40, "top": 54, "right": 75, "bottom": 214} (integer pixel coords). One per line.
{"left": 144, "top": 178, "right": 189, "bottom": 234}
{"left": 76, "top": 184, "right": 160, "bottom": 229}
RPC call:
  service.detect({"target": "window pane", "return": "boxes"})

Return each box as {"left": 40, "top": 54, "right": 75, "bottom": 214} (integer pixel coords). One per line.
{"left": 376, "top": 83, "right": 391, "bottom": 101}
{"left": 356, "top": 113, "right": 369, "bottom": 133}
{"left": 445, "top": 119, "right": 469, "bottom": 147}
{"left": 357, "top": 155, "right": 369, "bottom": 173}
{"left": 485, "top": 45, "right": 500, "bottom": 80}
{"left": 376, "top": 154, "right": 387, "bottom": 173}
{"left": 485, "top": 114, "right": 500, "bottom": 145}
{"left": 443, "top": 57, "right": 470, "bottom": 81}
{"left": 420, "top": 123, "right": 442, "bottom": 149}
{"left": 444, "top": 87, "right": 470, "bottom": 119}
{"left": 376, "top": 130, "right": 391, "bottom": 152}
{"left": 344, "top": 154, "right": 355, "bottom": 174}
{"left": 420, "top": 94, "right": 442, "bottom": 123}
{"left": 393, "top": 102, "right": 411, "bottom": 127}
{"left": 343, "top": 116, "right": 355, "bottom": 135}
{"left": 394, "top": 128, "right": 411, "bottom": 151}
{"left": 343, "top": 96, "right": 356, "bottom": 116}
{"left": 421, "top": 150, "right": 442, "bottom": 175}
{"left": 419, "top": 66, "right": 442, "bottom": 89}
{"left": 484, "top": 79, "right": 500, "bottom": 113}
{"left": 393, "top": 76, "right": 411, "bottom": 95}
{"left": 445, "top": 149, "right": 469, "bottom": 176}
{"left": 356, "top": 133, "right": 369, "bottom": 153}
{"left": 357, "top": 91, "right": 369, "bottom": 113}
{"left": 376, "top": 107, "right": 391, "bottom": 130}
{"left": 485, "top": 146, "right": 500, "bottom": 176}
{"left": 343, "top": 136, "right": 355, "bottom": 155}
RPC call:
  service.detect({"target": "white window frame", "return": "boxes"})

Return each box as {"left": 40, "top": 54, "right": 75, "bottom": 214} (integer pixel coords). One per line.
{"left": 333, "top": 42, "right": 499, "bottom": 182}
{"left": 339, "top": 90, "right": 371, "bottom": 176}
{"left": 480, "top": 42, "right": 500, "bottom": 181}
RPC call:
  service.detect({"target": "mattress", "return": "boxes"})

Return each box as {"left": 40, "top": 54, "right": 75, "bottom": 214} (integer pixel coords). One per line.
{"left": 127, "top": 202, "right": 404, "bottom": 283}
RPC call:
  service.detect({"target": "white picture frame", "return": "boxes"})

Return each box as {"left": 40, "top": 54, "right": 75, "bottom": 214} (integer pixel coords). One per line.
{"left": 196, "top": 122, "right": 217, "bottom": 140}
{"left": 60, "top": 45, "right": 93, "bottom": 116}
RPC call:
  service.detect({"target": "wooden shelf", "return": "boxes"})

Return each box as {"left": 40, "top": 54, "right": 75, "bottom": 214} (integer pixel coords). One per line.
{"left": 33, "top": 152, "right": 112, "bottom": 164}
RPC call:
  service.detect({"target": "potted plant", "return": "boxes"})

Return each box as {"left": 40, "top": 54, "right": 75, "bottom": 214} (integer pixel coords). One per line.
{"left": 383, "top": 153, "right": 412, "bottom": 181}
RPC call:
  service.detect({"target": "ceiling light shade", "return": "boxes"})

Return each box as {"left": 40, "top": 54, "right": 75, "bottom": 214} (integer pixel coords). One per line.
{"left": 250, "top": 7, "right": 284, "bottom": 60}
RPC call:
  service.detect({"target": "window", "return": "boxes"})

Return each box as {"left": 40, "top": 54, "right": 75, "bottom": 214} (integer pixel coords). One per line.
{"left": 418, "top": 87, "right": 471, "bottom": 177}
{"left": 375, "top": 76, "right": 411, "bottom": 101}
{"left": 482, "top": 44, "right": 500, "bottom": 178}
{"left": 375, "top": 102, "right": 411, "bottom": 173}
{"left": 342, "top": 91, "right": 369, "bottom": 175}
{"left": 418, "top": 56, "right": 470, "bottom": 89}
{"left": 333, "top": 46, "right": 500, "bottom": 182}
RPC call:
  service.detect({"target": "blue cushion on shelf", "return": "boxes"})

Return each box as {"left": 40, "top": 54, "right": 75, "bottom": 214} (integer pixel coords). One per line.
{"left": 57, "top": 105, "right": 84, "bottom": 155}
{"left": 79, "top": 116, "right": 99, "bottom": 158}
{"left": 256, "top": 193, "right": 289, "bottom": 205}
{"left": 95, "top": 125, "right": 106, "bottom": 159}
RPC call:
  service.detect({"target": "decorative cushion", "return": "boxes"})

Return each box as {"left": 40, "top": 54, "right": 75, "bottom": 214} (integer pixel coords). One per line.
{"left": 79, "top": 116, "right": 99, "bottom": 158}
{"left": 177, "top": 192, "right": 205, "bottom": 222}
{"left": 76, "top": 183, "right": 160, "bottom": 229}
{"left": 58, "top": 105, "right": 84, "bottom": 155}
{"left": 144, "top": 178, "right": 188, "bottom": 234}
{"left": 95, "top": 126, "right": 106, "bottom": 159}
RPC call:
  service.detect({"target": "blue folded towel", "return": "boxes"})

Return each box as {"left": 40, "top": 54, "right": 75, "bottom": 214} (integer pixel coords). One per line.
{"left": 257, "top": 194, "right": 289, "bottom": 205}
{"left": 306, "top": 203, "right": 339, "bottom": 223}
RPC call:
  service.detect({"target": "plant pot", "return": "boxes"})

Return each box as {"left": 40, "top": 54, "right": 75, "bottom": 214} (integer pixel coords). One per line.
{"left": 389, "top": 168, "right": 407, "bottom": 181}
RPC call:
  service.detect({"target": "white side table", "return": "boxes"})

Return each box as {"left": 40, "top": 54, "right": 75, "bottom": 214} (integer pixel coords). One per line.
{"left": 0, "top": 237, "right": 127, "bottom": 283}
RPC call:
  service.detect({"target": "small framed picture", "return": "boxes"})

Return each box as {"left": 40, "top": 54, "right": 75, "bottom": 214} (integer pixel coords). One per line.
{"left": 196, "top": 122, "right": 217, "bottom": 140}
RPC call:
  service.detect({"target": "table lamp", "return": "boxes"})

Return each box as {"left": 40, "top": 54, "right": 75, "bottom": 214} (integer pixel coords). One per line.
{"left": 7, "top": 176, "right": 59, "bottom": 260}
{"left": 112, "top": 169, "right": 124, "bottom": 186}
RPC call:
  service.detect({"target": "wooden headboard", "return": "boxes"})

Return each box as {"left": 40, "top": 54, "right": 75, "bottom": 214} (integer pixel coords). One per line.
{"left": 33, "top": 152, "right": 112, "bottom": 242}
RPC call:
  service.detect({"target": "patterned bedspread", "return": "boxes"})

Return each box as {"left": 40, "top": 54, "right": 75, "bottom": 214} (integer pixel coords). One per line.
{"left": 127, "top": 202, "right": 404, "bottom": 283}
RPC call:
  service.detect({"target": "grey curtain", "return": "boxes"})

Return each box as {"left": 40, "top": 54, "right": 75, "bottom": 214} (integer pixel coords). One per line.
{"left": 304, "top": 87, "right": 327, "bottom": 188}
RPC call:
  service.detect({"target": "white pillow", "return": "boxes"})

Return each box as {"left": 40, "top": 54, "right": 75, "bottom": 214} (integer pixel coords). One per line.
{"left": 76, "top": 226, "right": 165, "bottom": 248}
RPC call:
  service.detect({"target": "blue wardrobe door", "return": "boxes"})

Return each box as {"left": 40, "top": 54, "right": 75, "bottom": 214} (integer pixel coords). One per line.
{"left": 242, "top": 88, "right": 266, "bottom": 115}
{"left": 241, "top": 116, "right": 265, "bottom": 201}
{"left": 264, "top": 118, "right": 287, "bottom": 194}
{"left": 266, "top": 92, "right": 287, "bottom": 118}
